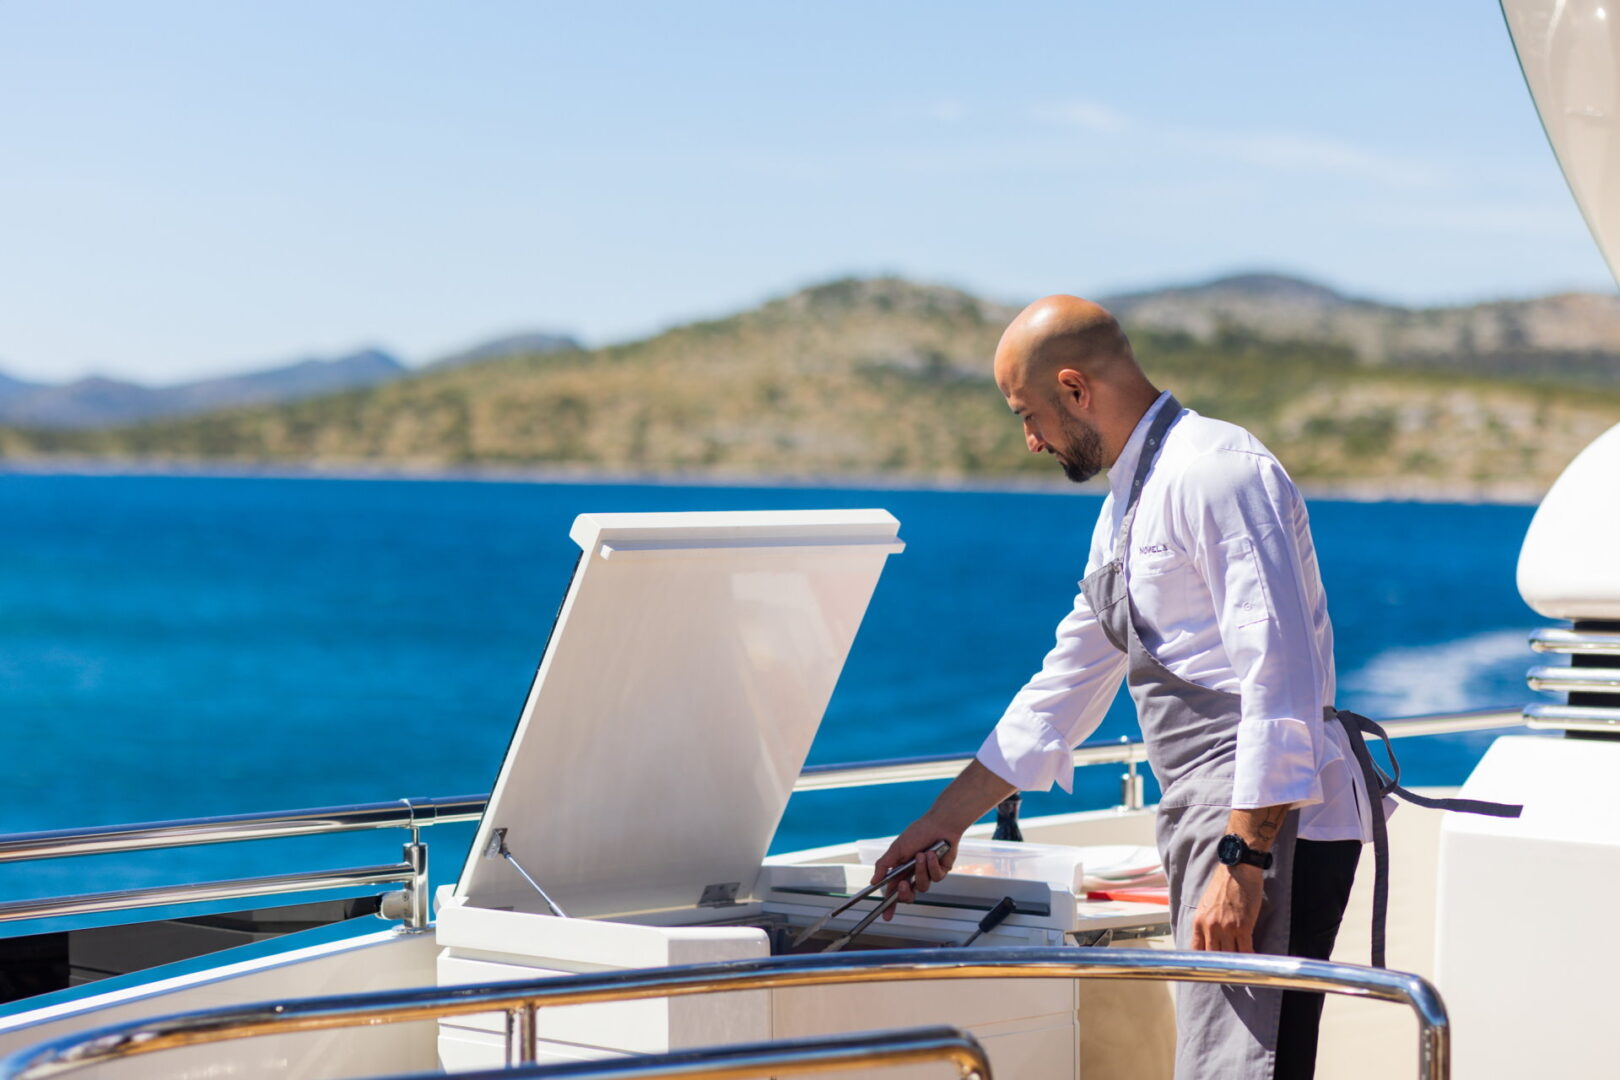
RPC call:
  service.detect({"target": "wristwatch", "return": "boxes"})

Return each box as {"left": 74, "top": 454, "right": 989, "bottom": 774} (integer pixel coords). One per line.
{"left": 1217, "top": 833, "right": 1274, "bottom": 870}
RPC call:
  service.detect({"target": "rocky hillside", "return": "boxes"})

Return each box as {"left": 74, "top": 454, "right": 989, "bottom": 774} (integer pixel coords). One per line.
{"left": 2, "top": 276, "right": 1617, "bottom": 498}
{"left": 1105, "top": 273, "right": 1620, "bottom": 384}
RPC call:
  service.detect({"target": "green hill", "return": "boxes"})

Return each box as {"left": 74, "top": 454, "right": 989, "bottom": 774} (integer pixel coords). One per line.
{"left": 4, "top": 277, "right": 1617, "bottom": 497}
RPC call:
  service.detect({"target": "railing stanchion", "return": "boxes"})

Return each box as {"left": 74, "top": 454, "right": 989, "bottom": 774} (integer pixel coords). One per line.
{"left": 1118, "top": 737, "right": 1144, "bottom": 811}
{"left": 403, "top": 836, "right": 429, "bottom": 931}
{"left": 521, "top": 1003, "right": 539, "bottom": 1065}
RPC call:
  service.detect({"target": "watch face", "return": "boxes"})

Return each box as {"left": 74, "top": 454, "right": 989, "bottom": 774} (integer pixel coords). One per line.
{"left": 1217, "top": 834, "right": 1243, "bottom": 865}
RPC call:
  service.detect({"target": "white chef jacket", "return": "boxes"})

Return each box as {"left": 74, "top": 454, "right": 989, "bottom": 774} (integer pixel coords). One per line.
{"left": 976, "top": 392, "right": 1372, "bottom": 843}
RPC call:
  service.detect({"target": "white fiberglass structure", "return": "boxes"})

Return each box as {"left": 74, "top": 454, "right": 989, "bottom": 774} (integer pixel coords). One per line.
{"left": 0, "top": 2, "right": 1616, "bottom": 1078}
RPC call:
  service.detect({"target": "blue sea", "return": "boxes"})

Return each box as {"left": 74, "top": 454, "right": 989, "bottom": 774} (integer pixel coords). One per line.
{"left": 0, "top": 474, "right": 1542, "bottom": 929}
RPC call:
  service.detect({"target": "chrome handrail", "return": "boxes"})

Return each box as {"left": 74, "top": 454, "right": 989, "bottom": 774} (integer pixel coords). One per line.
{"left": 0, "top": 708, "right": 1525, "bottom": 932}
{"left": 796, "top": 707, "right": 1524, "bottom": 792}
{"left": 1524, "top": 702, "right": 1620, "bottom": 732}
{"left": 1527, "top": 665, "right": 1620, "bottom": 694}
{"left": 0, "top": 858, "right": 418, "bottom": 925}
{"left": 0, "top": 948, "right": 1449, "bottom": 1080}
{"left": 366, "top": 1026, "right": 991, "bottom": 1080}
{"left": 0, "top": 794, "right": 484, "bottom": 864}
{"left": 0, "top": 709, "right": 1522, "bottom": 864}
{"left": 1529, "top": 626, "right": 1620, "bottom": 654}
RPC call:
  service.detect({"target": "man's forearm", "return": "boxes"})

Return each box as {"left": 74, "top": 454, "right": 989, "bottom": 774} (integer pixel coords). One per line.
{"left": 1225, "top": 803, "right": 1291, "bottom": 852}
{"left": 925, "top": 759, "right": 1017, "bottom": 832}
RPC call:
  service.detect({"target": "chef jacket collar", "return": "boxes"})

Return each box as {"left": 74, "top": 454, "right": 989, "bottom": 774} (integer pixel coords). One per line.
{"left": 1107, "top": 390, "right": 1176, "bottom": 504}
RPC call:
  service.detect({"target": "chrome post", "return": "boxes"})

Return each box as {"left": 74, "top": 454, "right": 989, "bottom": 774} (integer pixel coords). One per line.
{"left": 1416, "top": 988, "right": 1450, "bottom": 1080}
{"left": 402, "top": 836, "right": 429, "bottom": 932}
{"left": 516, "top": 1003, "right": 538, "bottom": 1065}
{"left": 1119, "top": 737, "right": 1144, "bottom": 811}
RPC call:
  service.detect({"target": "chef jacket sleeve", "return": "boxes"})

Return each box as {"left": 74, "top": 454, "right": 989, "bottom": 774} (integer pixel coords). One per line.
{"left": 976, "top": 585, "right": 1128, "bottom": 794}
{"left": 1178, "top": 449, "right": 1327, "bottom": 811}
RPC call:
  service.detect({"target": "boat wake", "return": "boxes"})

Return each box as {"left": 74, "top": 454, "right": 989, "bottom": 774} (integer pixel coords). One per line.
{"left": 1340, "top": 628, "right": 1532, "bottom": 719}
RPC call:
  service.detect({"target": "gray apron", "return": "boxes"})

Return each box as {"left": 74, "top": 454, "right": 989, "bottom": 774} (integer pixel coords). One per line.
{"left": 1080, "top": 397, "right": 1521, "bottom": 1079}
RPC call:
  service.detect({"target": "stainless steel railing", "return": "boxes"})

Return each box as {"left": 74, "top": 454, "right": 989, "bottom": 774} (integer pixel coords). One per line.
{"left": 1529, "top": 626, "right": 1620, "bottom": 654}
{"left": 0, "top": 796, "right": 484, "bottom": 931}
{"left": 366, "top": 1027, "right": 992, "bottom": 1080}
{"left": 0, "top": 794, "right": 484, "bottom": 863}
{"left": 1525, "top": 624, "right": 1620, "bottom": 732}
{"left": 0, "top": 948, "right": 1451, "bottom": 1080}
{"left": 0, "top": 708, "right": 1526, "bottom": 932}
{"left": 0, "top": 857, "right": 423, "bottom": 925}
{"left": 796, "top": 707, "right": 1524, "bottom": 802}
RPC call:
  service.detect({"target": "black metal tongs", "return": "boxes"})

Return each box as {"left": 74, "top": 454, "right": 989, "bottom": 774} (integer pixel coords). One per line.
{"left": 789, "top": 839, "right": 951, "bottom": 949}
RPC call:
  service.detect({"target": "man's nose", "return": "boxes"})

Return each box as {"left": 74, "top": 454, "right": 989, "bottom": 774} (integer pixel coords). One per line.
{"left": 1026, "top": 430, "right": 1046, "bottom": 454}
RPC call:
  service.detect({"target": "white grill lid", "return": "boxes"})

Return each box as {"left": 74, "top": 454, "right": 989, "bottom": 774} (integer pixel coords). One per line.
{"left": 455, "top": 509, "right": 904, "bottom": 919}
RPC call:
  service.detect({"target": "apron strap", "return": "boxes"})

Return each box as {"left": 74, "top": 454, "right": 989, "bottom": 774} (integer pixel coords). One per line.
{"left": 1111, "top": 395, "right": 1182, "bottom": 558}
{"left": 1332, "top": 708, "right": 1523, "bottom": 968}
{"left": 1349, "top": 712, "right": 1524, "bottom": 818}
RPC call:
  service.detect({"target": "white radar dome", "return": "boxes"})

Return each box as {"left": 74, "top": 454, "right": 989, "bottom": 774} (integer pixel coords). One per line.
{"left": 1518, "top": 422, "right": 1620, "bottom": 620}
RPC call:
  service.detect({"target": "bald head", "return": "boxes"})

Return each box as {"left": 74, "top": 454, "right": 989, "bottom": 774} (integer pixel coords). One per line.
{"left": 995, "top": 294, "right": 1160, "bottom": 481}
{"left": 994, "top": 294, "right": 1137, "bottom": 394}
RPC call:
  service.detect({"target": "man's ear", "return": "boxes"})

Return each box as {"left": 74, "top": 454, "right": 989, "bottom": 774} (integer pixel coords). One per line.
{"left": 1055, "top": 367, "right": 1088, "bottom": 407}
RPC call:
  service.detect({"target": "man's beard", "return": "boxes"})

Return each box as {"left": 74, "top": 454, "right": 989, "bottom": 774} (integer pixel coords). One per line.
{"left": 1052, "top": 411, "right": 1104, "bottom": 483}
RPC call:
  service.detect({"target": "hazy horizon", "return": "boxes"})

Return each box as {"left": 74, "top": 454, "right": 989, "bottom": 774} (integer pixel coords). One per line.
{"left": 2, "top": 1, "right": 1613, "bottom": 384}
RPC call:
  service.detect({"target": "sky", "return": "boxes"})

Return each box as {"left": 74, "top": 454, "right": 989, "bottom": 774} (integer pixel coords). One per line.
{"left": 1, "top": 1, "right": 1613, "bottom": 384}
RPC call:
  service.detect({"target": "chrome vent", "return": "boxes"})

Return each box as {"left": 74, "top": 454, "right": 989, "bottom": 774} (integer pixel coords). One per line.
{"left": 1525, "top": 622, "right": 1620, "bottom": 733}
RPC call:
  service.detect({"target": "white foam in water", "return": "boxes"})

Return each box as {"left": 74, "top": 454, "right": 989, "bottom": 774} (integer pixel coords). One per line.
{"left": 1341, "top": 628, "right": 1532, "bottom": 719}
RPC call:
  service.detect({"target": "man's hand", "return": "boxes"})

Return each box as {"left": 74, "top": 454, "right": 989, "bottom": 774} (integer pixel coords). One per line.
{"left": 869, "top": 760, "right": 1015, "bottom": 920}
{"left": 1191, "top": 802, "right": 1289, "bottom": 952}
{"left": 1191, "top": 863, "right": 1265, "bottom": 952}
{"left": 870, "top": 815, "right": 961, "bottom": 915}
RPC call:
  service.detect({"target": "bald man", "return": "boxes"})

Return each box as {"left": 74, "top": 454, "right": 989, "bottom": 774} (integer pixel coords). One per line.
{"left": 871, "top": 296, "right": 1376, "bottom": 1080}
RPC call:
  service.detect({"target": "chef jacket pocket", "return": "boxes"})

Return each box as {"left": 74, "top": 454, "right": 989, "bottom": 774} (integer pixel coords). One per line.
{"left": 1125, "top": 543, "right": 1191, "bottom": 626}
{"left": 1220, "top": 537, "right": 1276, "bottom": 630}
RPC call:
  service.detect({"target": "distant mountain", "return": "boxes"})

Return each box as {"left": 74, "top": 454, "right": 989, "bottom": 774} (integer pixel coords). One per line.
{"left": 0, "top": 369, "right": 44, "bottom": 405}
{"left": 6, "top": 274, "right": 1616, "bottom": 499}
{"left": 163, "top": 348, "right": 406, "bottom": 414}
{"left": 426, "top": 332, "right": 581, "bottom": 372}
{"left": 1103, "top": 271, "right": 1620, "bottom": 382}
{"left": 1105, "top": 271, "right": 1373, "bottom": 314}
{"left": 0, "top": 348, "right": 407, "bottom": 429}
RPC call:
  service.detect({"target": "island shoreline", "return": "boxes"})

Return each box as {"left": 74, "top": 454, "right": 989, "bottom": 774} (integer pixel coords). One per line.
{"left": 0, "top": 455, "right": 1546, "bottom": 506}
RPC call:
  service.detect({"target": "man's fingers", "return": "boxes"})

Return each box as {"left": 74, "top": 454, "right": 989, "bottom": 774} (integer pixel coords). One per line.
{"left": 916, "top": 852, "right": 938, "bottom": 891}
{"left": 1195, "top": 922, "right": 1252, "bottom": 953}
{"left": 884, "top": 877, "right": 912, "bottom": 921}
{"left": 870, "top": 846, "right": 901, "bottom": 886}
